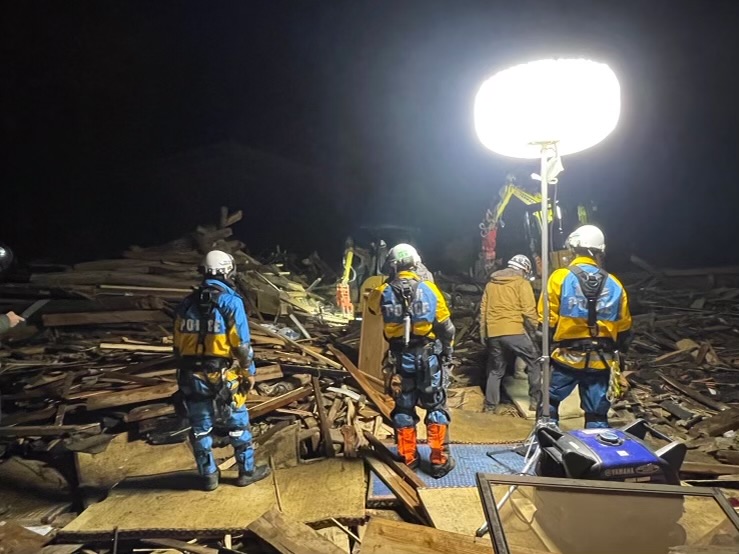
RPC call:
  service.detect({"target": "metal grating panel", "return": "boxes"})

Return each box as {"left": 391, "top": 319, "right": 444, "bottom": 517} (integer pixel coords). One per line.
{"left": 368, "top": 443, "right": 528, "bottom": 500}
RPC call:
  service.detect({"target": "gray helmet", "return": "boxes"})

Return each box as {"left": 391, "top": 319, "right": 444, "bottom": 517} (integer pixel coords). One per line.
{"left": 508, "top": 254, "right": 532, "bottom": 274}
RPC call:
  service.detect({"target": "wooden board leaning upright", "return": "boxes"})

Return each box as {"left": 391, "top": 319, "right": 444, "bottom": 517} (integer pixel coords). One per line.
{"left": 358, "top": 277, "right": 388, "bottom": 393}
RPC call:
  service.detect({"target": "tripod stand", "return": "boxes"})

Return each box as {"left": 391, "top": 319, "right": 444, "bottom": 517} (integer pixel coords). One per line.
{"left": 476, "top": 144, "right": 563, "bottom": 538}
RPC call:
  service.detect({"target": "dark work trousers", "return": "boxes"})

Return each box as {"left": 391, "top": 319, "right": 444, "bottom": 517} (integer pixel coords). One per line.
{"left": 485, "top": 334, "right": 541, "bottom": 408}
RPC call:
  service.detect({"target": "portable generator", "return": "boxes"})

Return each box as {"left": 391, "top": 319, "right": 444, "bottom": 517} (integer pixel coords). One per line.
{"left": 535, "top": 419, "right": 686, "bottom": 484}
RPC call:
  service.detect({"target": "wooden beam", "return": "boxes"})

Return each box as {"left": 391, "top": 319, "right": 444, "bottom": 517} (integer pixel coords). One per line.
{"left": 99, "top": 343, "right": 173, "bottom": 353}
{"left": 124, "top": 403, "right": 176, "bottom": 423}
{"left": 689, "top": 407, "right": 739, "bottom": 437}
{"left": 328, "top": 345, "right": 394, "bottom": 423}
{"left": 0, "top": 406, "right": 57, "bottom": 426}
{"left": 361, "top": 517, "right": 492, "bottom": 554}
{"left": 85, "top": 383, "right": 178, "bottom": 411}
{"left": 312, "top": 377, "right": 335, "bottom": 458}
{"left": 364, "top": 456, "right": 429, "bottom": 525}
{"left": 255, "top": 363, "right": 284, "bottom": 382}
{"left": 681, "top": 461, "right": 739, "bottom": 475}
{"left": 716, "top": 450, "right": 739, "bottom": 465}
{"left": 247, "top": 507, "right": 346, "bottom": 554}
{"left": 0, "top": 423, "right": 101, "bottom": 437}
{"left": 249, "top": 386, "right": 313, "bottom": 419}
{"left": 42, "top": 310, "right": 170, "bottom": 327}
{"left": 659, "top": 374, "right": 730, "bottom": 412}
{"left": 363, "top": 431, "right": 426, "bottom": 489}
{"left": 250, "top": 321, "right": 342, "bottom": 369}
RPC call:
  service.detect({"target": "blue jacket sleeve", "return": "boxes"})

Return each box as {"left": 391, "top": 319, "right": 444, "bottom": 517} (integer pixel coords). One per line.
{"left": 222, "top": 293, "right": 255, "bottom": 375}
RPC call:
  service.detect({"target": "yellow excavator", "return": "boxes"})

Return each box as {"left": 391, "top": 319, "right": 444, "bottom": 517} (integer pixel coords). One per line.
{"left": 478, "top": 174, "right": 594, "bottom": 277}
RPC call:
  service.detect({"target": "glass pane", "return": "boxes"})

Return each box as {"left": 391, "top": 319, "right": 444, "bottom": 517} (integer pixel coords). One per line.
{"left": 488, "top": 484, "right": 739, "bottom": 554}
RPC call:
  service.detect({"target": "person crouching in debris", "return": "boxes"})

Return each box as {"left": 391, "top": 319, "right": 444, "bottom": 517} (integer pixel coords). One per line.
{"left": 370, "top": 244, "right": 456, "bottom": 478}
{"left": 173, "top": 250, "right": 271, "bottom": 491}
{"left": 479, "top": 255, "right": 541, "bottom": 414}
{"left": 540, "top": 225, "right": 632, "bottom": 429}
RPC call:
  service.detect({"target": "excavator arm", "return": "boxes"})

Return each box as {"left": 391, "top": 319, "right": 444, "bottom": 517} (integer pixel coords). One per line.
{"left": 479, "top": 174, "right": 590, "bottom": 276}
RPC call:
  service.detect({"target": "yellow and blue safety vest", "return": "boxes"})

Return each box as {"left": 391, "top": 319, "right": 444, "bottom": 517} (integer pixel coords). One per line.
{"left": 174, "top": 279, "right": 252, "bottom": 365}
{"left": 370, "top": 270, "right": 452, "bottom": 344}
{"left": 539, "top": 256, "right": 632, "bottom": 370}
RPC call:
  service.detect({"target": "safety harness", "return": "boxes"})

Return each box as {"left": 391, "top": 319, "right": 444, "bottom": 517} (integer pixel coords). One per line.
{"left": 194, "top": 284, "right": 227, "bottom": 356}
{"left": 387, "top": 276, "right": 423, "bottom": 347}
{"left": 568, "top": 265, "right": 607, "bottom": 338}
{"left": 566, "top": 266, "right": 623, "bottom": 400}
{"left": 385, "top": 275, "right": 439, "bottom": 394}
{"left": 177, "top": 283, "right": 235, "bottom": 403}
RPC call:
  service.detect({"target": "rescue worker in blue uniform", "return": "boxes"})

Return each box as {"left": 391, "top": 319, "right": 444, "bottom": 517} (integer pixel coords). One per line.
{"left": 173, "top": 250, "right": 271, "bottom": 491}
{"left": 539, "top": 225, "right": 633, "bottom": 429}
{"left": 369, "top": 244, "right": 456, "bottom": 478}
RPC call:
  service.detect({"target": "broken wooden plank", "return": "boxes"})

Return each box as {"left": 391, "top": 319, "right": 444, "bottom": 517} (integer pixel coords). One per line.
{"left": 659, "top": 374, "right": 730, "bottom": 412}
{"left": 0, "top": 406, "right": 57, "bottom": 426}
{"left": 99, "top": 343, "right": 173, "bottom": 353}
{"left": 249, "top": 386, "right": 313, "bottom": 419}
{"left": 312, "top": 377, "right": 335, "bottom": 458}
{"left": 42, "top": 310, "right": 170, "bottom": 327}
{"left": 0, "top": 522, "right": 53, "bottom": 553}
{"left": 681, "top": 461, "right": 739, "bottom": 475}
{"left": 124, "top": 403, "right": 176, "bottom": 423}
{"left": 361, "top": 517, "right": 491, "bottom": 554}
{"left": 363, "top": 431, "right": 426, "bottom": 490}
{"left": 689, "top": 407, "right": 739, "bottom": 437}
{"left": 364, "top": 456, "right": 429, "bottom": 525}
{"left": 250, "top": 321, "right": 342, "bottom": 369}
{"left": 653, "top": 349, "right": 695, "bottom": 364}
{"left": 328, "top": 345, "right": 394, "bottom": 423}
{"left": 255, "top": 363, "right": 284, "bottom": 382}
{"left": 85, "top": 383, "right": 178, "bottom": 411}
{"left": 247, "top": 507, "right": 346, "bottom": 554}
{"left": 0, "top": 423, "right": 101, "bottom": 437}
{"left": 715, "top": 450, "right": 739, "bottom": 465}
{"left": 659, "top": 400, "right": 694, "bottom": 421}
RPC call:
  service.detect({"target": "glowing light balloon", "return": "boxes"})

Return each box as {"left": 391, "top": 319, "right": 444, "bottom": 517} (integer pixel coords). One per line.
{"left": 474, "top": 58, "right": 620, "bottom": 158}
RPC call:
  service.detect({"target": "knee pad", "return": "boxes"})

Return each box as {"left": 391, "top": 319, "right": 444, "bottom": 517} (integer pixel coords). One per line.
{"left": 392, "top": 412, "right": 417, "bottom": 429}
{"left": 425, "top": 409, "right": 450, "bottom": 426}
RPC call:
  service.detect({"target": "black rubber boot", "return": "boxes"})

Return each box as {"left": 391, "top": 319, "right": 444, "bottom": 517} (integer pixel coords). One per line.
{"left": 429, "top": 456, "right": 456, "bottom": 479}
{"left": 236, "top": 465, "right": 271, "bottom": 487}
{"left": 407, "top": 455, "right": 420, "bottom": 471}
{"left": 202, "top": 470, "right": 220, "bottom": 491}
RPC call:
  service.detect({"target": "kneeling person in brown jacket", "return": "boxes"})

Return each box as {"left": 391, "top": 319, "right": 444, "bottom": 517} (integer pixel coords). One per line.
{"left": 480, "top": 255, "right": 541, "bottom": 413}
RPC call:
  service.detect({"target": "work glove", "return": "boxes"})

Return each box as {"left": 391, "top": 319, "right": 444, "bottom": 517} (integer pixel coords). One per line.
{"left": 480, "top": 334, "right": 487, "bottom": 346}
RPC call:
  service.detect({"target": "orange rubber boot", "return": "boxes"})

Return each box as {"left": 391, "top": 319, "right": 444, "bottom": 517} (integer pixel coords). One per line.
{"left": 427, "top": 423, "right": 455, "bottom": 478}
{"left": 395, "top": 427, "right": 419, "bottom": 469}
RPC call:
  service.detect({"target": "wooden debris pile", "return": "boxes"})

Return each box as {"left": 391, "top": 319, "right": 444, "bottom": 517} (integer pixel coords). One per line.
{"left": 0, "top": 210, "right": 421, "bottom": 553}
{"left": 0, "top": 208, "right": 395, "bottom": 475}
{"left": 611, "top": 265, "right": 739, "bottom": 473}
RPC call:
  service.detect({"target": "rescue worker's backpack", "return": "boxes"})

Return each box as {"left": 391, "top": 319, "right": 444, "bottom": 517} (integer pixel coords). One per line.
{"left": 568, "top": 265, "right": 609, "bottom": 338}
{"left": 183, "top": 284, "right": 227, "bottom": 356}
{"left": 387, "top": 275, "right": 427, "bottom": 345}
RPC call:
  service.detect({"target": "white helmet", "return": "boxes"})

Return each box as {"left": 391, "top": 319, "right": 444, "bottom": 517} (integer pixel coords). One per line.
{"left": 565, "top": 225, "right": 606, "bottom": 253}
{"left": 202, "top": 250, "right": 236, "bottom": 278}
{"left": 386, "top": 243, "right": 421, "bottom": 270}
{"left": 508, "top": 254, "right": 532, "bottom": 274}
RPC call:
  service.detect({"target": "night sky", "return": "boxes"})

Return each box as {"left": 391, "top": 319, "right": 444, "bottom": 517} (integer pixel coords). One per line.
{"left": 4, "top": 1, "right": 739, "bottom": 271}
